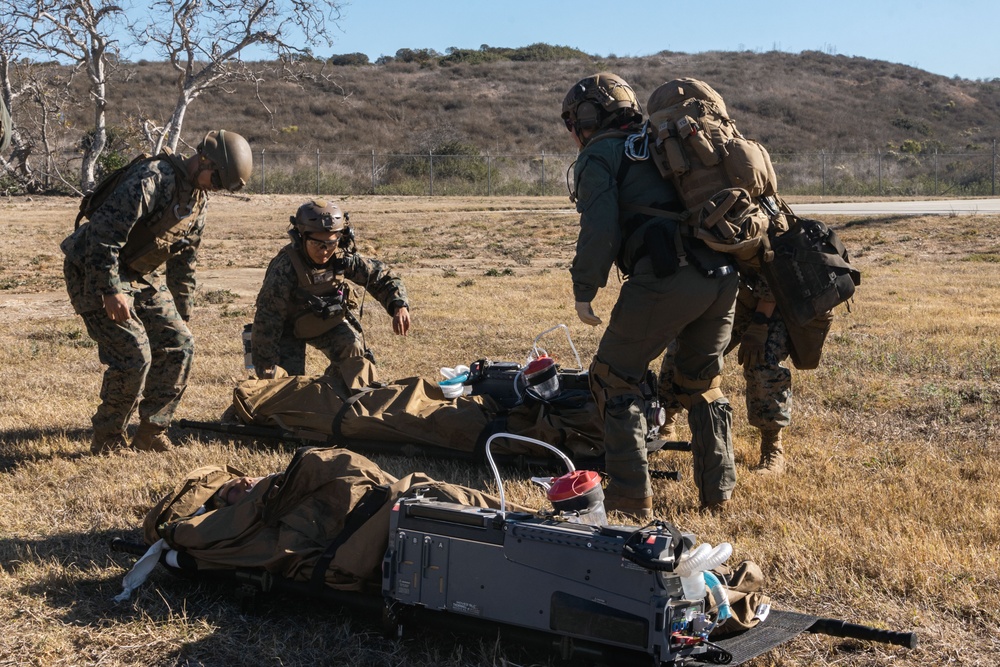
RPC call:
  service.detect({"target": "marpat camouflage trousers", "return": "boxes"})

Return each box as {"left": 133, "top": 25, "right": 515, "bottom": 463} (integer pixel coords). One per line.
{"left": 275, "top": 321, "right": 365, "bottom": 376}
{"left": 67, "top": 262, "right": 193, "bottom": 437}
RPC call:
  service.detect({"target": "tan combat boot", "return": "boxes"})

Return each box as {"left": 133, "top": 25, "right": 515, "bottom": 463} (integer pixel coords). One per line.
{"left": 90, "top": 432, "right": 129, "bottom": 455}
{"left": 604, "top": 491, "right": 653, "bottom": 522}
{"left": 755, "top": 428, "right": 785, "bottom": 475}
{"left": 131, "top": 422, "right": 173, "bottom": 452}
{"left": 657, "top": 410, "right": 683, "bottom": 441}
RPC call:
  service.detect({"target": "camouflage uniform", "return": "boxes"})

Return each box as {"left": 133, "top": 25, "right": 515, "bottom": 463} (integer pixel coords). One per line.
{"left": 61, "top": 157, "right": 206, "bottom": 450}
{"left": 572, "top": 131, "right": 738, "bottom": 508}
{"left": 251, "top": 244, "right": 408, "bottom": 376}
{"left": 726, "top": 273, "right": 792, "bottom": 430}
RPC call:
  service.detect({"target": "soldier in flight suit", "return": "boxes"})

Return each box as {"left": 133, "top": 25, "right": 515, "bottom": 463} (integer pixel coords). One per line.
{"left": 62, "top": 129, "right": 253, "bottom": 454}
{"left": 562, "top": 73, "right": 739, "bottom": 518}
{"left": 250, "top": 199, "right": 410, "bottom": 379}
{"left": 658, "top": 268, "right": 792, "bottom": 475}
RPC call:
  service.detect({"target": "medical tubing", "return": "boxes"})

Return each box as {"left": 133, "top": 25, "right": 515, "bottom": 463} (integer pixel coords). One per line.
{"left": 674, "top": 541, "right": 733, "bottom": 576}
{"left": 484, "top": 433, "right": 575, "bottom": 514}
{"left": 532, "top": 323, "right": 583, "bottom": 370}
{"left": 703, "top": 570, "right": 732, "bottom": 621}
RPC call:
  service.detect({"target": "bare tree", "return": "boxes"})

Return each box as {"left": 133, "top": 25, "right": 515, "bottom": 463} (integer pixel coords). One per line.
{"left": 0, "top": 5, "right": 42, "bottom": 192}
{"left": 6, "top": 0, "right": 127, "bottom": 192}
{"left": 0, "top": 95, "right": 10, "bottom": 155}
{"left": 142, "top": 0, "right": 344, "bottom": 153}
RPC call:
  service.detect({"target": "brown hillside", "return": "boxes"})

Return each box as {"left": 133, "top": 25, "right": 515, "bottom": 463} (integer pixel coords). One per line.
{"left": 105, "top": 50, "right": 1000, "bottom": 156}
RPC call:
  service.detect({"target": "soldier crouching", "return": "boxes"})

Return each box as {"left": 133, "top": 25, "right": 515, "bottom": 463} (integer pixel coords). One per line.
{"left": 250, "top": 199, "right": 410, "bottom": 379}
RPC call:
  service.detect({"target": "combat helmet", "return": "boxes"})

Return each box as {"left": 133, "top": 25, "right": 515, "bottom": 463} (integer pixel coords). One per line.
{"left": 561, "top": 72, "right": 643, "bottom": 140}
{"left": 290, "top": 199, "right": 347, "bottom": 234}
{"left": 197, "top": 129, "right": 252, "bottom": 192}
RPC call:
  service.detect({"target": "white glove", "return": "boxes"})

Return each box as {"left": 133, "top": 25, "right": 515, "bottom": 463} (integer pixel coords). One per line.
{"left": 575, "top": 301, "right": 602, "bottom": 326}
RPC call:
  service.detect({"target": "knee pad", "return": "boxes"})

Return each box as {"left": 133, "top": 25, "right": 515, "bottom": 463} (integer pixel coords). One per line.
{"left": 672, "top": 373, "right": 725, "bottom": 409}
{"left": 589, "top": 358, "right": 639, "bottom": 417}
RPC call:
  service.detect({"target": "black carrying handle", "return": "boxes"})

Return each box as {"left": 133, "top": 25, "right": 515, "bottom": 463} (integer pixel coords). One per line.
{"left": 110, "top": 537, "right": 150, "bottom": 556}
{"left": 808, "top": 617, "right": 918, "bottom": 649}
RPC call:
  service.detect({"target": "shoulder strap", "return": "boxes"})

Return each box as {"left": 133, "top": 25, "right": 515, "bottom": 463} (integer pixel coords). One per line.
{"left": 283, "top": 244, "right": 315, "bottom": 288}
{"left": 621, "top": 202, "right": 690, "bottom": 222}
{"left": 75, "top": 153, "right": 157, "bottom": 229}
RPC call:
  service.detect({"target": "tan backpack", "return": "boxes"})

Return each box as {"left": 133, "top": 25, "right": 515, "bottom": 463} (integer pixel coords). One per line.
{"left": 643, "top": 78, "right": 787, "bottom": 264}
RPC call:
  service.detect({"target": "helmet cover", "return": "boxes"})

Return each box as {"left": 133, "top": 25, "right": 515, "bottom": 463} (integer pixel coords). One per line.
{"left": 291, "top": 199, "right": 346, "bottom": 234}
{"left": 561, "top": 72, "right": 643, "bottom": 132}
{"left": 198, "top": 129, "right": 252, "bottom": 191}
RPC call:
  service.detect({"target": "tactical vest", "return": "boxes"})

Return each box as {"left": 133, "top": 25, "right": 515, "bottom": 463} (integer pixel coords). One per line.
{"left": 119, "top": 154, "right": 207, "bottom": 275}
{"left": 284, "top": 245, "right": 358, "bottom": 339}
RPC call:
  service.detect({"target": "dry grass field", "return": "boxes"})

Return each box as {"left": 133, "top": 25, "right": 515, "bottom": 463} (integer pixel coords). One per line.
{"left": 1, "top": 193, "right": 999, "bottom": 666}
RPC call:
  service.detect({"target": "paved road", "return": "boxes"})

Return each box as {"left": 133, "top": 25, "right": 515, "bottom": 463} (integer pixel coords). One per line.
{"left": 791, "top": 198, "right": 1000, "bottom": 216}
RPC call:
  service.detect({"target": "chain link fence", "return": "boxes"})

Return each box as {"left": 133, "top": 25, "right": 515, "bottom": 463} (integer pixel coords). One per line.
{"left": 247, "top": 144, "right": 1000, "bottom": 198}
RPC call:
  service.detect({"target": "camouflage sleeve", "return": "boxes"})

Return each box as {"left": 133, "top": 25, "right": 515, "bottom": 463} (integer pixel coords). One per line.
{"left": 86, "top": 162, "right": 174, "bottom": 294}
{"left": 251, "top": 252, "right": 297, "bottom": 371}
{"left": 343, "top": 252, "right": 409, "bottom": 315}
{"left": 747, "top": 268, "right": 775, "bottom": 303}
{"left": 165, "top": 212, "right": 206, "bottom": 321}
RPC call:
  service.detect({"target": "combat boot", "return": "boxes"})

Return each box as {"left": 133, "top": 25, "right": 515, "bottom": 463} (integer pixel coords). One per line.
{"left": 131, "top": 422, "right": 173, "bottom": 452}
{"left": 657, "top": 410, "right": 683, "bottom": 441}
{"left": 90, "top": 432, "right": 129, "bottom": 455}
{"left": 604, "top": 491, "right": 653, "bottom": 522}
{"left": 754, "top": 428, "right": 785, "bottom": 475}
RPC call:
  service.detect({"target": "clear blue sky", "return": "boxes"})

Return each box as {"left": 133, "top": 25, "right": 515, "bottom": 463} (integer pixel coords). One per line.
{"left": 320, "top": 0, "right": 999, "bottom": 81}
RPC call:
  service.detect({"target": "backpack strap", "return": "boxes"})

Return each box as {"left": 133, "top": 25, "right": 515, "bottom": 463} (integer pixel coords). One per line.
{"left": 75, "top": 153, "right": 156, "bottom": 229}
{"left": 309, "top": 483, "right": 391, "bottom": 586}
{"left": 283, "top": 244, "right": 317, "bottom": 289}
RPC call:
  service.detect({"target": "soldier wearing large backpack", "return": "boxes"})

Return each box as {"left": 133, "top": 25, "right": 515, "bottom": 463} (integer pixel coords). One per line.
{"left": 61, "top": 130, "right": 253, "bottom": 454}
{"left": 250, "top": 199, "right": 410, "bottom": 379}
{"left": 562, "top": 73, "right": 738, "bottom": 517}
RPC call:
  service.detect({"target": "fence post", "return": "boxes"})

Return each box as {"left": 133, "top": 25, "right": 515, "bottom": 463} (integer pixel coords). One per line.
{"left": 371, "top": 149, "right": 376, "bottom": 194}
{"left": 993, "top": 139, "right": 997, "bottom": 197}
{"left": 877, "top": 149, "right": 882, "bottom": 196}
{"left": 260, "top": 149, "right": 266, "bottom": 195}
{"left": 487, "top": 152, "right": 492, "bottom": 196}
{"left": 315, "top": 149, "right": 320, "bottom": 195}
{"left": 541, "top": 150, "right": 546, "bottom": 194}
{"left": 429, "top": 150, "right": 434, "bottom": 196}
{"left": 821, "top": 151, "right": 826, "bottom": 196}
{"left": 934, "top": 149, "right": 938, "bottom": 195}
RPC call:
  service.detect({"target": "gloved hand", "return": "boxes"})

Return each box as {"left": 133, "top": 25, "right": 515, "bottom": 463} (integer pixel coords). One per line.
{"left": 738, "top": 322, "right": 768, "bottom": 367}
{"left": 575, "top": 301, "right": 602, "bottom": 326}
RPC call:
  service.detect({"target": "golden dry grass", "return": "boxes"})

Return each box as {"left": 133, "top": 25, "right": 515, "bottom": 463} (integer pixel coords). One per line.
{"left": 1, "top": 194, "right": 998, "bottom": 665}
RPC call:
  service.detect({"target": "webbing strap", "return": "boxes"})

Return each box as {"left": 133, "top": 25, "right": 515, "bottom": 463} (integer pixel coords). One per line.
{"left": 621, "top": 202, "right": 690, "bottom": 223}
{"left": 309, "top": 484, "right": 391, "bottom": 587}
{"left": 330, "top": 388, "right": 378, "bottom": 441}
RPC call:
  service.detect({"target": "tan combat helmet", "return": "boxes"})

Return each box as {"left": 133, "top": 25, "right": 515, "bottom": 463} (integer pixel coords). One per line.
{"left": 198, "top": 129, "right": 253, "bottom": 191}
{"left": 561, "top": 72, "right": 643, "bottom": 142}
{"left": 291, "top": 199, "right": 347, "bottom": 234}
